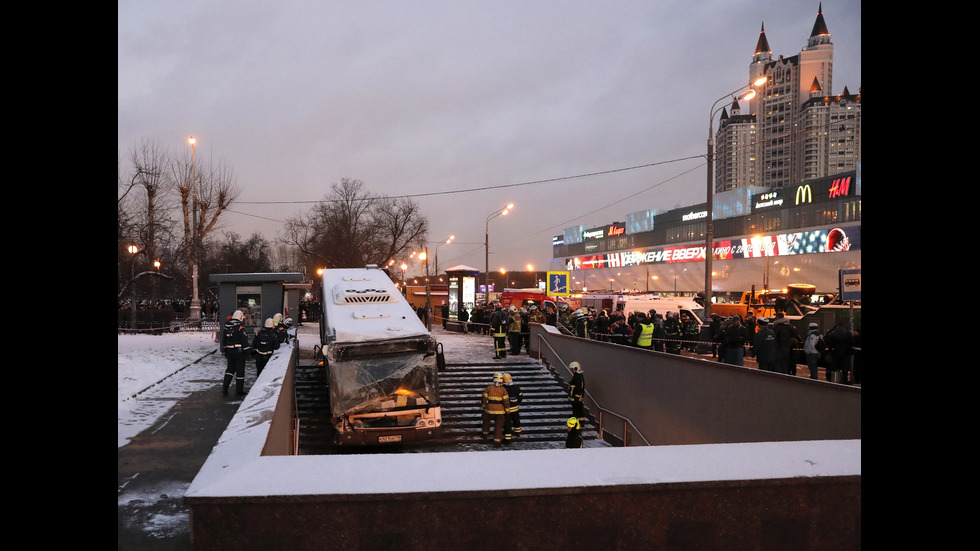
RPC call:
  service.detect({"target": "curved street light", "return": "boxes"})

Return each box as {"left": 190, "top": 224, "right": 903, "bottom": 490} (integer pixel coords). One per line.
{"left": 433, "top": 234, "right": 454, "bottom": 276}
{"left": 485, "top": 203, "right": 514, "bottom": 300}
{"left": 704, "top": 76, "right": 767, "bottom": 320}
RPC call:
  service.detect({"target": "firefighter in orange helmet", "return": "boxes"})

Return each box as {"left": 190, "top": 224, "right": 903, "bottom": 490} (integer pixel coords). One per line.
{"left": 481, "top": 372, "right": 511, "bottom": 446}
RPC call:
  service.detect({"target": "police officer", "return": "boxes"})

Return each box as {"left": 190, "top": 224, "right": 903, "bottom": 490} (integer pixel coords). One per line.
{"left": 752, "top": 317, "right": 778, "bottom": 372}
{"left": 565, "top": 417, "right": 584, "bottom": 448}
{"left": 568, "top": 361, "right": 586, "bottom": 421}
{"left": 252, "top": 318, "right": 280, "bottom": 378}
{"left": 481, "top": 373, "right": 511, "bottom": 446}
{"left": 502, "top": 373, "right": 523, "bottom": 442}
{"left": 222, "top": 310, "right": 252, "bottom": 396}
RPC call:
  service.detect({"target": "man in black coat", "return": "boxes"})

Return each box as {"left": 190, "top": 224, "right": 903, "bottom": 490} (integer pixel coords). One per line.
{"left": 824, "top": 322, "right": 854, "bottom": 383}
{"left": 221, "top": 310, "right": 252, "bottom": 397}
{"left": 251, "top": 318, "right": 280, "bottom": 378}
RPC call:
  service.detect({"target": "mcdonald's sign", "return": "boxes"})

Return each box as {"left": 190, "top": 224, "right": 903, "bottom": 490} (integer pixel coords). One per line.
{"left": 794, "top": 184, "right": 813, "bottom": 205}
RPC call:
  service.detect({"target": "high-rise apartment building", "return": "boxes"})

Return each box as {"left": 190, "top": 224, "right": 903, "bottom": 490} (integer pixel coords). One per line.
{"left": 715, "top": 3, "right": 860, "bottom": 192}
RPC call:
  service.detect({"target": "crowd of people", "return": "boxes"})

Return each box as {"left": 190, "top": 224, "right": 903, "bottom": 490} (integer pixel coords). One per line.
{"left": 458, "top": 301, "right": 861, "bottom": 384}
{"left": 117, "top": 297, "right": 219, "bottom": 316}
{"left": 219, "top": 309, "right": 293, "bottom": 397}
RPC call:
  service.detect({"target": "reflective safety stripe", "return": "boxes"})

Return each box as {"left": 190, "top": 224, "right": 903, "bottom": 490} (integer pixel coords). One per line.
{"left": 637, "top": 323, "right": 654, "bottom": 347}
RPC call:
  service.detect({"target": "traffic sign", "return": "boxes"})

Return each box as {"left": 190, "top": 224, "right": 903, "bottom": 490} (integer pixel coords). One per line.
{"left": 546, "top": 271, "right": 570, "bottom": 296}
{"left": 839, "top": 269, "right": 861, "bottom": 302}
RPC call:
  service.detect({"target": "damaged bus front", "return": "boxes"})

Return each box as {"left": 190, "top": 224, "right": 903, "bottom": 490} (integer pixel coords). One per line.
{"left": 319, "top": 266, "right": 442, "bottom": 446}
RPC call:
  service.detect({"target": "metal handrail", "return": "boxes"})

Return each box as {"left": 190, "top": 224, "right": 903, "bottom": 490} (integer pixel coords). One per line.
{"left": 535, "top": 333, "right": 651, "bottom": 446}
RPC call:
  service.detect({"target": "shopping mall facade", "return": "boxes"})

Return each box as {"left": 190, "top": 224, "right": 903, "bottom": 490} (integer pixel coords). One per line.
{"left": 547, "top": 167, "right": 860, "bottom": 299}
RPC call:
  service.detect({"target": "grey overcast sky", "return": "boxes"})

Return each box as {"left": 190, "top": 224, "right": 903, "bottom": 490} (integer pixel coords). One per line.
{"left": 118, "top": 0, "right": 860, "bottom": 275}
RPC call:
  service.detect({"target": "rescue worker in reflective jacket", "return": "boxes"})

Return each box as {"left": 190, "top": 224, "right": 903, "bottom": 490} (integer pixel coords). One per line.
{"left": 251, "top": 318, "right": 280, "bottom": 378}
{"left": 664, "top": 311, "right": 683, "bottom": 354}
{"left": 272, "top": 313, "right": 289, "bottom": 344}
{"left": 568, "top": 361, "right": 586, "bottom": 421}
{"left": 507, "top": 306, "right": 524, "bottom": 355}
{"left": 222, "top": 310, "right": 252, "bottom": 396}
{"left": 681, "top": 313, "right": 700, "bottom": 352}
{"left": 481, "top": 373, "right": 511, "bottom": 446}
{"left": 631, "top": 312, "right": 654, "bottom": 350}
{"left": 565, "top": 416, "right": 584, "bottom": 449}
{"left": 502, "top": 373, "right": 523, "bottom": 442}
{"left": 491, "top": 305, "right": 509, "bottom": 359}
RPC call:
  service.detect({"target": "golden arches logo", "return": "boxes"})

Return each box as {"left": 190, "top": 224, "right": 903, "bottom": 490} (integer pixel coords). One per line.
{"left": 795, "top": 184, "right": 812, "bottom": 205}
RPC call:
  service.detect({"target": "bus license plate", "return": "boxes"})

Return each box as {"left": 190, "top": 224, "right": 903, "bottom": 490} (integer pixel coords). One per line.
{"left": 379, "top": 435, "right": 402, "bottom": 443}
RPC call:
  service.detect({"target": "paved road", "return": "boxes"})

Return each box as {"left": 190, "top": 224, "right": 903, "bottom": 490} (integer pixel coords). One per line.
{"left": 117, "top": 350, "right": 253, "bottom": 551}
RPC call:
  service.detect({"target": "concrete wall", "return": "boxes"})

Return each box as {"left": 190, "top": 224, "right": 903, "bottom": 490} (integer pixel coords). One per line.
{"left": 529, "top": 324, "right": 861, "bottom": 445}
{"left": 187, "top": 474, "right": 860, "bottom": 551}
{"left": 186, "top": 327, "right": 861, "bottom": 550}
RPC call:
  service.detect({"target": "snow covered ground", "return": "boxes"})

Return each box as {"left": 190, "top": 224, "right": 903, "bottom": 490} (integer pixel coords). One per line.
{"left": 118, "top": 331, "right": 225, "bottom": 448}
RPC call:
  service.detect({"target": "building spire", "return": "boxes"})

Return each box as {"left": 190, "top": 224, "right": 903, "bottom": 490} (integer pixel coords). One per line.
{"left": 809, "top": 76, "right": 822, "bottom": 95}
{"left": 754, "top": 22, "right": 771, "bottom": 56}
{"left": 810, "top": 2, "right": 830, "bottom": 39}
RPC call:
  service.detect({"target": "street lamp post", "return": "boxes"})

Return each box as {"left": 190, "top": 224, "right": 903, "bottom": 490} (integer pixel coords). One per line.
{"left": 485, "top": 203, "right": 514, "bottom": 301}
{"left": 704, "top": 77, "right": 767, "bottom": 319}
{"left": 128, "top": 244, "right": 140, "bottom": 330}
{"left": 433, "top": 234, "right": 454, "bottom": 276}
{"left": 188, "top": 136, "right": 202, "bottom": 321}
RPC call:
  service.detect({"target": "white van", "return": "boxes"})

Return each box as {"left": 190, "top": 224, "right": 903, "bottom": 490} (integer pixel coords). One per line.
{"left": 621, "top": 295, "right": 706, "bottom": 326}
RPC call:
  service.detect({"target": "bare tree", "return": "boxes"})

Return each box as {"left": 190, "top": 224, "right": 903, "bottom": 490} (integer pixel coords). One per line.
{"left": 128, "top": 138, "right": 172, "bottom": 267}
{"left": 169, "top": 152, "right": 243, "bottom": 308}
{"left": 281, "top": 178, "right": 428, "bottom": 270}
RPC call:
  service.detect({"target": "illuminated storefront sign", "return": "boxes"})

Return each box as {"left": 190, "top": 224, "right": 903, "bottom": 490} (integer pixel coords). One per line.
{"left": 828, "top": 176, "right": 851, "bottom": 199}
{"left": 795, "top": 184, "right": 812, "bottom": 205}
{"left": 753, "top": 171, "right": 856, "bottom": 212}
{"left": 565, "top": 225, "right": 860, "bottom": 270}
{"left": 552, "top": 235, "right": 565, "bottom": 246}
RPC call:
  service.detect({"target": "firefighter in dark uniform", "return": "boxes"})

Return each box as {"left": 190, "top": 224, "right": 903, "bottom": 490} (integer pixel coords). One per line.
{"left": 565, "top": 417, "right": 584, "bottom": 448}
{"left": 491, "top": 305, "right": 509, "bottom": 359}
{"left": 664, "top": 311, "right": 683, "bottom": 354}
{"left": 681, "top": 313, "right": 700, "bottom": 352}
{"left": 272, "top": 313, "right": 289, "bottom": 344}
{"left": 568, "top": 361, "right": 585, "bottom": 421}
{"left": 251, "top": 318, "right": 280, "bottom": 378}
{"left": 481, "top": 373, "right": 511, "bottom": 446}
{"left": 502, "top": 373, "right": 523, "bottom": 442}
{"left": 222, "top": 310, "right": 252, "bottom": 396}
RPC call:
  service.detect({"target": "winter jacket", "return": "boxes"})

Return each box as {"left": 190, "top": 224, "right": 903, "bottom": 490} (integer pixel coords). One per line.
{"left": 252, "top": 327, "right": 280, "bottom": 358}
{"left": 482, "top": 384, "right": 511, "bottom": 415}
{"left": 222, "top": 319, "right": 251, "bottom": 355}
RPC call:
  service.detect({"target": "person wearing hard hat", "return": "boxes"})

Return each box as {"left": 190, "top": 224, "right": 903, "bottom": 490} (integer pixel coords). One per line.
{"left": 565, "top": 417, "right": 583, "bottom": 449}
{"left": 507, "top": 306, "right": 524, "bottom": 355}
{"left": 251, "top": 318, "right": 280, "bottom": 378}
{"left": 501, "top": 373, "right": 523, "bottom": 442}
{"left": 221, "top": 310, "right": 252, "bottom": 397}
{"left": 272, "top": 313, "right": 289, "bottom": 344}
{"left": 490, "top": 305, "right": 509, "bottom": 359}
{"left": 568, "top": 361, "right": 585, "bottom": 421}
{"left": 481, "top": 373, "right": 511, "bottom": 447}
